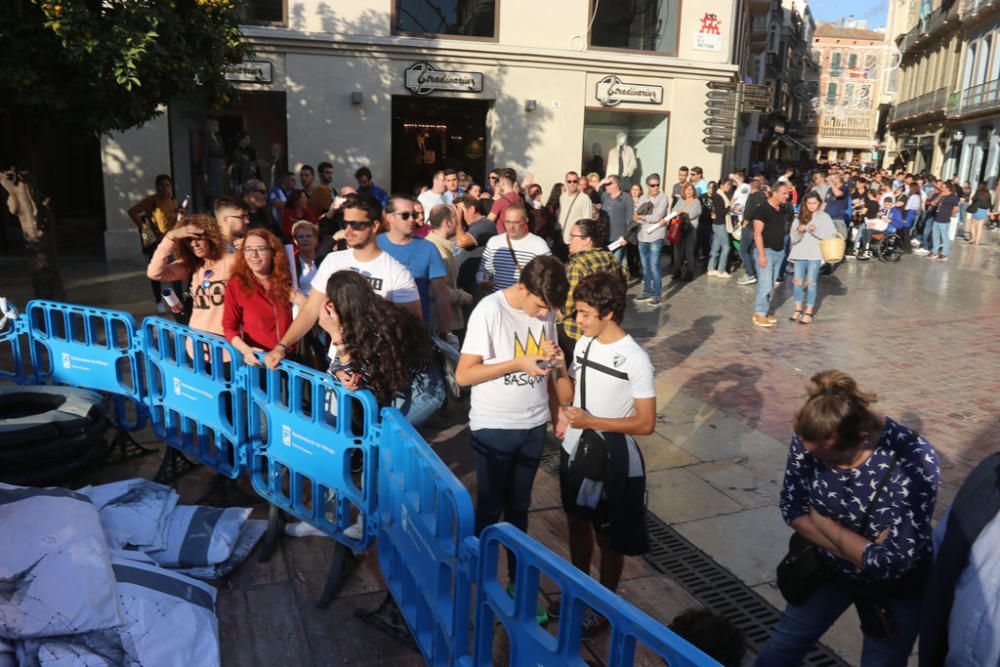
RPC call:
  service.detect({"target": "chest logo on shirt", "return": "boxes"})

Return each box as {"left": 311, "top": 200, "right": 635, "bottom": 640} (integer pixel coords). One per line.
{"left": 612, "top": 353, "right": 626, "bottom": 368}
{"left": 513, "top": 330, "right": 546, "bottom": 357}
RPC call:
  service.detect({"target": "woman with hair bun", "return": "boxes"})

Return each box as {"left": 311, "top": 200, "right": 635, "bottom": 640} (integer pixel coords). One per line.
{"left": 756, "top": 370, "right": 940, "bottom": 667}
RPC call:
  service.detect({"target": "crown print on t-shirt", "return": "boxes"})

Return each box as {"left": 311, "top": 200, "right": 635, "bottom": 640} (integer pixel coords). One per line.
{"left": 513, "top": 330, "right": 546, "bottom": 357}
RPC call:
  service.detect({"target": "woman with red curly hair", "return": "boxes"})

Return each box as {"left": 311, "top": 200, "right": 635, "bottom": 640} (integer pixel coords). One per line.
{"left": 223, "top": 228, "right": 301, "bottom": 366}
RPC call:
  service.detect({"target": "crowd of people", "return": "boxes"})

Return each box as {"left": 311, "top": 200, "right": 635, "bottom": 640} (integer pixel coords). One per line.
{"left": 126, "top": 156, "right": 996, "bottom": 665}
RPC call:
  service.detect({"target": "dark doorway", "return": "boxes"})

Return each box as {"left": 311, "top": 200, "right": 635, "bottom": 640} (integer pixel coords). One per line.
{"left": 391, "top": 96, "right": 490, "bottom": 196}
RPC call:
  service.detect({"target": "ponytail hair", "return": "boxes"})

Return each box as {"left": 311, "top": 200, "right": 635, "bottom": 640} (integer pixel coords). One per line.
{"left": 573, "top": 216, "right": 608, "bottom": 247}
{"left": 794, "top": 370, "right": 882, "bottom": 450}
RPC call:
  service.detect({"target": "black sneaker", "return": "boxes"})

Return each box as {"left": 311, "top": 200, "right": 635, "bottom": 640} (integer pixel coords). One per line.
{"left": 547, "top": 599, "right": 561, "bottom": 620}
{"left": 581, "top": 608, "right": 609, "bottom": 639}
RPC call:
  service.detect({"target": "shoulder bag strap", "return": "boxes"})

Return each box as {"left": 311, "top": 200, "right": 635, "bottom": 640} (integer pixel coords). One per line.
{"left": 561, "top": 192, "right": 582, "bottom": 228}
{"left": 860, "top": 454, "right": 900, "bottom": 534}
{"left": 579, "top": 338, "right": 595, "bottom": 412}
{"left": 504, "top": 233, "right": 522, "bottom": 272}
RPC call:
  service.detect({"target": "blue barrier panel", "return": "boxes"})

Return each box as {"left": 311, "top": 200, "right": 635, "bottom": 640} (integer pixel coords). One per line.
{"left": 246, "top": 360, "right": 380, "bottom": 552}
{"left": 26, "top": 300, "right": 145, "bottom": 430}
{"left": 142, "top": 317, "right": 246, "bottom": 477}
{"left": 469, "top": 524, "right": 719, "bottom": 667}
{"left": 0, "top": 308, "right": 28, "bottom": 384}
{"left": 377, "top": 408, "right": 478, "bottom": 665}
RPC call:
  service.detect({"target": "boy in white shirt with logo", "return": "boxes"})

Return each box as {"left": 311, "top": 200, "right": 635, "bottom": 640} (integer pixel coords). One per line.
{"left": 550, "top": 271, "right": 657, "bottom": 639}
{"left": 455, "top": 255, "right": 569, "bottom": 624}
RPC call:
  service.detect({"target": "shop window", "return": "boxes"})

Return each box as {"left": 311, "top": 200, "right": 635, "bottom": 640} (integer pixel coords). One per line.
{"left": 239, "top": 0, "right": 285, "bottom": 25}
{"left": 589, "top": 0, "right": 680, "bottom": 55}
{"left": 394, "top": 0, "right": 497, "bottom": 38}
{"left": 581, "top": 110, "right": 669, "bottom": 190}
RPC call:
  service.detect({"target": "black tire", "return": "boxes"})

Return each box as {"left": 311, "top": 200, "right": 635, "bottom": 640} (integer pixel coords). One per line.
{"left": 879, "top": 235, "right": 903, "bottom": 263}
{"left": 0, "top": 415, "right": 109, "bottom": 469}
{"left": 0, "top": 447, "right": 94, "bottom": 486}
{"left": 0, "top": 386, "right": 105, "bottom": 448}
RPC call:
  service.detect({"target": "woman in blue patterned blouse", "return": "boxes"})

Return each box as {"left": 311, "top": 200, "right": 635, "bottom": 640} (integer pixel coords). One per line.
{"left": 756, "top": 370, "right": 940, "bottom": 667}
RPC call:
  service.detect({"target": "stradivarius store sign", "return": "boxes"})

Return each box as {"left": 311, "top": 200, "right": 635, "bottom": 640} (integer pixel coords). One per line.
{"left": 404, "top": 62, "right": 484, "bottom": 96}
{"left": 595, "top": 75, "right": 663, "bottom": 107}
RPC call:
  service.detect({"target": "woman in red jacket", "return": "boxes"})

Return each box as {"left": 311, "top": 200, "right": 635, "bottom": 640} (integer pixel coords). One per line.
{"left": 223, "top": 228, "right": 299, "bottom": 366}
{"left": 280, "top": 189, "right": 316, "bottom": 240}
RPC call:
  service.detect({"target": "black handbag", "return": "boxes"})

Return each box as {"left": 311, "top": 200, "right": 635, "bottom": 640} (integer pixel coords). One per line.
{"left": 776, "top": 454, "right": 899, "bottom": 605}
{"left": 569, "top": 340, "right": 608, "bottom": 481}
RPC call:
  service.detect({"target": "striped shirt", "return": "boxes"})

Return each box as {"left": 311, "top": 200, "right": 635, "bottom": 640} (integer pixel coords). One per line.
{"left": 479, "top": 232, "right": 551, "bottom": 290}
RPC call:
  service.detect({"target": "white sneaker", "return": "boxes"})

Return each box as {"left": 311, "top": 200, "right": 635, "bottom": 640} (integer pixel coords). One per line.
{"left": 718, "top": 271, "right": 732, "bottom": 279}
{"left": 284, "top": 521, "right": 326, "bottom": 538}
{"left": 913, "top": 248, "right": 930, "bottom": 256}
{"left": 708, "top": 269, "right": 719, "bottom": 277}
{"left": 343, "top": 517, "right": 364, "bottom": 540}
{"left": 156, "top": 302, "right": 168, "bottom": 314}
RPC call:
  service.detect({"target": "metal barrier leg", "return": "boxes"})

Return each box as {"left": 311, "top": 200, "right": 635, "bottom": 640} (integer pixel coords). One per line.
{"left": 354, "top": 593, "right": 418, "bottom": 651}
{"left": 105, "top": 430, "right": 156, "bottom": 464}
{"left": 153, "top": 448, "right": 201, "bottom": 485}
{"left": 316, "top": 542, "right": 359, "bottom": 609}
{"left": 258, "top": 504, "right": 284, "bottom": 563}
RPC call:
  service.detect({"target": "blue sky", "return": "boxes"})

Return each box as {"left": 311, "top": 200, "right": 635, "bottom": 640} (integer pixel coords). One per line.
{"left": 810, "top": 0, "right": 890, "bottom": 29}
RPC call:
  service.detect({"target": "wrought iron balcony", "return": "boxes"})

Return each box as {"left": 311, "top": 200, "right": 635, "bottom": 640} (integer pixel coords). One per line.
{"left": 898, "top": 2, "right": 961, "bottom": 56}
{"left": 960, "top": 0, "right": 999, "bottom": 20}
{"left": 949, "top": 78, "right": 1000, "bottom": 117}
{"left": 890, "top": 87, "right": 950, "bottom": 123}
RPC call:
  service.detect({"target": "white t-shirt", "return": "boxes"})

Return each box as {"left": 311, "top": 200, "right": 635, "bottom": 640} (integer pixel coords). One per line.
{"left": 730, "top": 183, "right": 751, "bottom": 215}
{"left": 562, "top": 334, "right": 656, "bottom": 477}
{"left": 418, "top": 190, "right": 447, "bottom": 214}
{"left": 462, "top": 290, "right": 557, "bottom": 430}
{"left": 480, "top": 233, "right": 552, "bottom": 290}
{"left": 310, "top": 248, "right": 418, "bottom": 304}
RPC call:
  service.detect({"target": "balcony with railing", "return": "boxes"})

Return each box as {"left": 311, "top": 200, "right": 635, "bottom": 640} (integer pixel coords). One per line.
{"left": 897, "top": 2, "right": 961, "bottom": 57}
{"left": 889, "top": 87, "right": 950, "bottom": 123}
{"left": 960, "top": 0, "right": 1000, "bottom": 21}
{"left": 948, "top": 78, "right": 1000, "bottom": 117}
{"left": 818, "top": 112, "right": 875, "bottom": 140}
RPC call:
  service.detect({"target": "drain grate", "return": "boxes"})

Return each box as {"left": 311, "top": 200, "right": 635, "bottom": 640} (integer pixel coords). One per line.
{"left": 538, "top": 440, "right": 848, "bottom": 665}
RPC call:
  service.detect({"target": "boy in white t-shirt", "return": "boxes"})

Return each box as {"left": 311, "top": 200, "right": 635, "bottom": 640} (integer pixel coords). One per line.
{"left": 550, "top": 271, "right": 656, "bottom": 639}
{"left": 455, "top": 255, "right": 569, "bottom": 623}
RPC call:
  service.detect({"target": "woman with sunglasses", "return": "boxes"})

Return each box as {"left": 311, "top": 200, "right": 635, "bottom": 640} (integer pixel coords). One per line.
{"left": 147, "top": 214, "right": 234, "bottom": 336}
{"left": 223, "top": 228, "right": 301, "bottom": 366}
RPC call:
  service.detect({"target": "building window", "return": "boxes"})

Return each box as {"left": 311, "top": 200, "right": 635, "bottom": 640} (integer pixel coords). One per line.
{"left": 589, "top": 0, "right": 680, "bottom": 55}
{"left": 830, "top": 52, "right": 842, "bottom": 77}
{"left": 887, "top": 69, "right": 898, "bottom": 93}
{"left": 857, "top": 85, "right": 871, "bottom": 108}
{"left": 239, "top": 0, "right": 285, "bottom": 25}
{"left": 826, "top": 82, "right": 838, "bottom": 106}
{"left": 582, "top": 110, "right": 669, "bottom": 183}
{"left": 976, "top": 37, "right": 992, "bottom": 87}
{"left": 844, "top": 83, "right": 855, "bottom": 105}
{"left": 394, "top": 0, "right": 497, "bottom": 39}
{"left": 962, "top": 43, "right": 977, "bottom": 90}
{"left": 864, "top": 54, "right": 877, "bottom": 78}
{"left": 847, "top": 53, "right": 858, "bottom": 72}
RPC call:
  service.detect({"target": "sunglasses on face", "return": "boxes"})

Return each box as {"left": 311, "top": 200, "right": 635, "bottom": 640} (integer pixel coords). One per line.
{"left": 489, "top": 176, "right": 498, "bottom": 181}
{"left": 395, "top": 211, "right": 416, "bottom": 220}
{"left": 566, "top": 179, "right": 578, "bottom": 184}
{"left": 346, "top": 220, "right": 373, "bottom": 230}
{"left": 647, "top": 183, "right": 660, "bottom": 187}
{"left": 200, "top": 269, "right": 215, "bottom": 290}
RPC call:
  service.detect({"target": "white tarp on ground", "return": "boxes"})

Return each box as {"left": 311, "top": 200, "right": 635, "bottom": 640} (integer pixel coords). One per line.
{"left": 0, "top": 485, "right": 121, "bottom": 640}
{"left": 78, "top": 480, "right": 179, "bottom": 551}
{"left": 143, "top": 505, "right": 251, "bottom": 568}
{"left": 174, "top": 519, "right": 267, "bottom": 580}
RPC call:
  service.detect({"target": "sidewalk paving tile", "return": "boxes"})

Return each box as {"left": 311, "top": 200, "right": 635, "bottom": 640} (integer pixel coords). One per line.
{"left": 645, "top": 468, "right": 744, "bottom": 524}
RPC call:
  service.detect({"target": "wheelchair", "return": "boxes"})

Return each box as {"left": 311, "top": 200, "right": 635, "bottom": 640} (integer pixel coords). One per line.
{"left": 859, "top": 223, "right": 905, "bottom": 263}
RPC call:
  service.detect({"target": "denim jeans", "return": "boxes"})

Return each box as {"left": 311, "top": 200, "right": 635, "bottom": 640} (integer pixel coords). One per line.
{"left": 638, "top": 239, "right": 664, "bottom": 296}
{"left": 471, "top": 424, "right": 547, "bottom": 580}
{"left": 922, "top": 218, "right": 934, "bottom": 247}
{"left": 754, "top": 248, "right": 784, "bottom": 316}
{"left": 792, "top": 259, "right": 822, "bottom": 309}
{"left": 755, "top": 581, "right": 922, "bottom": 667}
{"left": 392, "top": 361, "right": 446, "bottom": 428}
{"left": 779, "top": 234, "right": 791, "bottom": 278}
{"left": 612, "top": 245, "right": 626, "bottom": 266}
{"left": 739, "top": 225, "right": 757, "bottom": 278}
{"left": 931, "top": 219, "right": 951, "bottom": 256}
{"left": 707, "top": 224, "right": 730, "bottom": 273}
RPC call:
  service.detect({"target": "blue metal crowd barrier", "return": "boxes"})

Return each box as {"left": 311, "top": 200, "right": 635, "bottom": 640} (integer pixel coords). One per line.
{"left": 0, "top": 300, "right": 720, "bottom": 666}
{"left": 142, "top": 317, "right": 246, "bottom": 478}
{"left": 0, "top": 304, "right": 27, "bottom": 384}
{"left": 246, "top": 360, "right": 381, "bottom": 552}
{"left": 25, "top": 301, "right": 146, "bottom": 430}
{"left": 376, "top": 408, "right": 478, "bottom": 665}
{"left": 468, "top": 524, "right": 719, "bottom": 667}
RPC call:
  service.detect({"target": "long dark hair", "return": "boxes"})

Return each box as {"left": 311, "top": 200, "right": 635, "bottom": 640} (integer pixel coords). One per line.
{"left": 799, "top": 192, "right": 822, "bottom": 227}
{"left": 325, "top": 270, "right": 434, "bottom": 405}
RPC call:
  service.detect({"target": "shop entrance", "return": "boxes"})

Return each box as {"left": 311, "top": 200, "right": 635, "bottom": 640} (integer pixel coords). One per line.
{"left": 391, "top": 96, "right": 490, "bottom": 196}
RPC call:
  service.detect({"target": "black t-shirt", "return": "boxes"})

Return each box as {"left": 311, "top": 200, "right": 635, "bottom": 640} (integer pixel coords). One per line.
{"left": 743, "top": 191, "right": 767, "bottom": 226}
{"left": 934, "top": 194, "right": 959, "bottom": 222}
{"left": 753, "top": 201, "right": 786, "bottom": 251}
